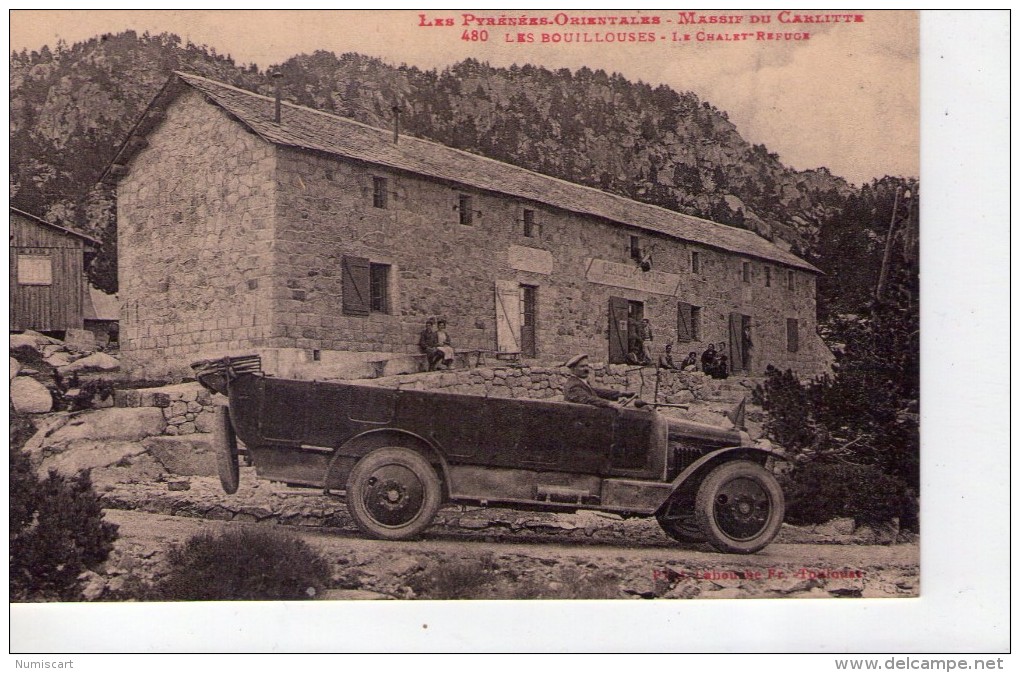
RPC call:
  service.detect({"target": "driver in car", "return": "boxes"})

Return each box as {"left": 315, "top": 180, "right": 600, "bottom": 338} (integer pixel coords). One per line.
{"left": 562, "top": 354, "right": 645, "bottom": 408}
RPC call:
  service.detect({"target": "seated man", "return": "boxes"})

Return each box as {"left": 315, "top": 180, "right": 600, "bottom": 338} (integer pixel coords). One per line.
{"left": 562, "top": 354, "right": 641, "bottom": 408}
{"left": 658, "top": 343, "right": 679, "bottom": 370}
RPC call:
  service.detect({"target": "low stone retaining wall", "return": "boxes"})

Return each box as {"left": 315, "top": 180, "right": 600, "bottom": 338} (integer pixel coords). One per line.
{"left": 114, "top": 383, "right": 219, "bottom": 436}
{"left": 351, "top": 363, "right": 755, "bottom": 405}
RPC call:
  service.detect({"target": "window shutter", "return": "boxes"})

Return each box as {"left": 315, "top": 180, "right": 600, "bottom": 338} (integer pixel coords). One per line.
{"left": 342, "top": 255, "right": 371, "bottom": 316}
{"left": 495, "top": 280, "right": 522, "bottom": 353}
{"left": 676, "top": 302, "right": 693, "bottom": 342}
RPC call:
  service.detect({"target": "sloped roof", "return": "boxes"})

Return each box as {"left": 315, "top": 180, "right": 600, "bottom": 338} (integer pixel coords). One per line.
{"left": 111, "top": 71, "right": 820, "bottom": 273}
{"left": 9, "top": 207, "right": 101, "bottom": 246}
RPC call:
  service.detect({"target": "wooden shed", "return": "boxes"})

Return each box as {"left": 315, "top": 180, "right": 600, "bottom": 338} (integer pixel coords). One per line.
{"left": 9, "top": 207, "right": 100, "bottom": 334}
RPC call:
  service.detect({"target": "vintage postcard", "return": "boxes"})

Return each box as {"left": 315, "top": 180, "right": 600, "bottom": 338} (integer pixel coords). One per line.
{"left": 7, "top": 9, "right": 1008, "bottom": 655}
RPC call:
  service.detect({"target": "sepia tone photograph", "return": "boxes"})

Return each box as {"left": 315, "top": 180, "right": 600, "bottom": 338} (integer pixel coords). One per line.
{"left": 6, "top": 8, "right": 1008, "bottom": 654}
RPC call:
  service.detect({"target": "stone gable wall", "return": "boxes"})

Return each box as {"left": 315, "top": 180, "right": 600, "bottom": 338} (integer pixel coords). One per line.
{"left": 117, "top": 90, "right": 278, "bottom": 378}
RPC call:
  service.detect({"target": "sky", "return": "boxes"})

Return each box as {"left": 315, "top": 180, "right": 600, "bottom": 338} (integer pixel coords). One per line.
{"left": 9, "top": 9, "right": 919, "bottom": 187}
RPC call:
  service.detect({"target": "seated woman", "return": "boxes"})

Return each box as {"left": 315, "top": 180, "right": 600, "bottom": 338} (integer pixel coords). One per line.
{"left": 679, "top": 351, "right": 699, "bottom": 371}
{"left": 434, "top": 319, "right": 455, "bottom": 369}
{"left": 418, "top": 318, "right": 444, "bottom": 371}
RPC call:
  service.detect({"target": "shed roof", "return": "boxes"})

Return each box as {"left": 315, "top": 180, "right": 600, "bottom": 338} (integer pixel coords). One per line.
{"left": 109, "top": 71, "right": 820, "bottom": 273}
{"left": 9, "top": 207, "right": 101, "bottom": 246}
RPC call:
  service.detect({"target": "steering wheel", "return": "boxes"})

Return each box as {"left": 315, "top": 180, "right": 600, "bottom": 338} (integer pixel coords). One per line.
{"left": 619, "top": 392, "right": 639, "bottom": 407}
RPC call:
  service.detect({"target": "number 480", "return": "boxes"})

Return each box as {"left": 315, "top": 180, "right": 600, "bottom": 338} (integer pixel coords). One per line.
{"left": 461, "top": 29, "right": 488, "bottom": 41}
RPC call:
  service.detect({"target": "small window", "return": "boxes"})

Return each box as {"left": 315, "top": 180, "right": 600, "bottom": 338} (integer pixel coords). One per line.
{"left": 523, "top": 209, "right": 536, "bottom": 237}
{"left": 788, "top": 269, "right": 796, "bottom": 291}
{"left": 372, "top": 177, "right": 388, "bottom": 209}
{"left": 765, "top": 266, "right": 772, "bottom": 287}
{"left": 458, "top": 194, "right": 473, "bottom": 225}
{"left": 370, "top": 263, "right": 390, "bottom": 313}
{"left": 630, "top": 235, "right": 642, "bottom": 261}
{"left": 17, "top": 254, "right": 52, "bottom": 286}
{"left": 787, "top": 318, "right": 799, "bottom": 353}
{"left": 742, "top": 261, "right": 751, "bottom": 283}
{"left": 691, "top": 251, "right": 701, "bottom": 274}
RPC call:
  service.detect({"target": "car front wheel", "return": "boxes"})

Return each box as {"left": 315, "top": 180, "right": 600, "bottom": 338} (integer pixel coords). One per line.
{"left": 695, "top": 460, "right": 784, "bottom": 554}
{"left": 346, "top": 448, "right": 443, "bottom": 540}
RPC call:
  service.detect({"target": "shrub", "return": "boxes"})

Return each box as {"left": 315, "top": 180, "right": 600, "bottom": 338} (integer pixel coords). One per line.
{"left": 158, "top": 527, "right": 332, "bottom": 601}
{"left": 10, "top": 411, "right": 119, "bottom": 601}
{"left": 781, "top": 462, "right": 918, "bottom": 530}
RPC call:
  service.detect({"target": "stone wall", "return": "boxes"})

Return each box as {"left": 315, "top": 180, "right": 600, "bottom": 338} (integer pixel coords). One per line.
{"left": 113, "top": 382, "right": 219, "bottom": 436}
{"left": 270, "top": 148, "right": 830, "bottom": 376}
{"left": 117, "top": 89, "right": 830, "bottom": 379}
{"left": 117, "top": 89, "right": 278, "bottom": 379}
{"left": 350, "top": 363, "right": 751, "bottom": 407}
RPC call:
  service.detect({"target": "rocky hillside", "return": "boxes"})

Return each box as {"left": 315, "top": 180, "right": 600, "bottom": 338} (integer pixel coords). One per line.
{"left": 11, "top": 31, "right": 902, "bottom": 319}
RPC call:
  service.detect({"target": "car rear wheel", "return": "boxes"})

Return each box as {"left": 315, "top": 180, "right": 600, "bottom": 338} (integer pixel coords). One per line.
{"left": 695, "top": 460, "right": 784, "bottom": 554}
{"left": 211, "top": 405, "right": 240, "bottom": 494}
{"left": 346, "top": 448, "right": 442, "bottom": 540}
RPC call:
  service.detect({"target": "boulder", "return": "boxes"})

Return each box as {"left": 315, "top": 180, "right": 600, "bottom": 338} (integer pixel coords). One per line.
{"left": 63, "top": 328, "right": 97, "bottom": 353}
{"left": 10, "top": 376, "right": 54, "bottom": 413}
{"left": 10, "top": 330, "right": 61, "bottom": 351}
{"left": 814, "top": 517, "right": 856, "bottom": 536}
{"left": 142, "top": 434, "right": 219, "bottom": 476}
{"left": 10, "top": 356, "right": 20, "bottom": 379}
{"left": 9, "top": 334, "right": 42, "bottom": 353}
{"left": 58, "top": 352, "right": 120, "bottom": 375}
{"left": 23, "top": 413, "right": 74, "bottom": 453}
{"left": 40, "top": 344, "right": 65, "bottom": 358}
{"left": 37, "top": 440, "right": 148, "bottom": 478}
{"left": 44, "top": 352, "right": 74, "bottom": 368}
{"left": 666, "top": 390, "right": 695, "bottom": 405}
{"left": 34, "top": 407, "right": 166, "bottom": 446}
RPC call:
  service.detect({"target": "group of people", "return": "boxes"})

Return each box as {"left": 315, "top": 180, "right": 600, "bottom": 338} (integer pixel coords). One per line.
{"left": 699, "top": 343, "right": 730, "bottom": 379}
{"left": 626, "top": 319, "right": 727, "bottom": 379}
{"left": 655, "top": 341, "right": 729, "bottom": 379}
{"left": 418, "top": 317, "right": 455, "bottom": 371}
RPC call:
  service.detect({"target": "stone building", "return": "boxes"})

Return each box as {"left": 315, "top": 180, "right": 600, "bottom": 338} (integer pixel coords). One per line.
{"left": 104, "top": 72, "right": 831, "bottom": 379}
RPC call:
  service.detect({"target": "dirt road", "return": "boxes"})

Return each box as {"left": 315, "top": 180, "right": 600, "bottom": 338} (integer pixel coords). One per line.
{"left": 101, "top": 507, "right": 919, "bottom": 600}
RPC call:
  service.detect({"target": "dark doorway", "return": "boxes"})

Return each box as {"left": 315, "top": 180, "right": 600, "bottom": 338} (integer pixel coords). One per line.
{"left": 609, "top": 297, "right": 644, "bottom": 364}
{"left": 608, "top": 297, "right": 629, "bottom": 364}
{"left": 728, "top": 312, "right": 753, "bottom": 373}
{"left": 520, "top": 284, "right": 537, "bottom": 358}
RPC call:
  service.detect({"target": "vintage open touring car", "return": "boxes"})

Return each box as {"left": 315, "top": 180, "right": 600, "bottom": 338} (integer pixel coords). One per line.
{"left": 194, "top": 355, "right": 786, "bottom": 554}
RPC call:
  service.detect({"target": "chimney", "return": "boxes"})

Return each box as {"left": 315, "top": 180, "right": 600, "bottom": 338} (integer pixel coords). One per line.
{"left": 391, "top": 103, "right": 402, "bottom": 144}
{"left": 272, "top": 71, "right": 283, "bottom": 124}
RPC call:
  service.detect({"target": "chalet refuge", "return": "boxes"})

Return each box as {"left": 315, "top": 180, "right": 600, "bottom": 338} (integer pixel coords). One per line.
{"left": 104, "top": 71, "right": 831, "bottom": 379}
{"left": 9, "top": 207, "right": 100, "bottom": 335}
